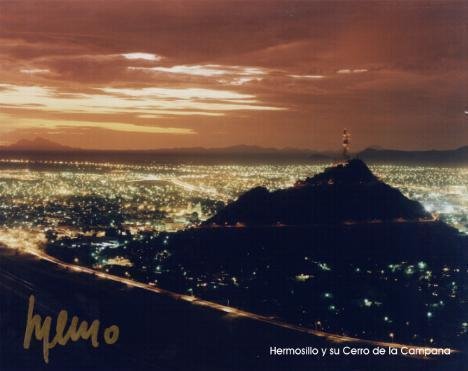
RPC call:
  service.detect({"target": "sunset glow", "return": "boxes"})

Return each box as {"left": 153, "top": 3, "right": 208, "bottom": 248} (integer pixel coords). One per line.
{"left": 0, "top": 1, "right": 466, "bottom": 149}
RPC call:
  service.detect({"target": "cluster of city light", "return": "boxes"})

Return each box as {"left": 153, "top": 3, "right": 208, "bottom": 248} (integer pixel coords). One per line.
{"left": 373, "top": 165, "right": 468, "bottom": 233}
{"left": 0, "top": 160, "right": 465, "bottom": 234}
{"left": 0, "top": 158, "right": 465, "bottom": 352}
{"left": 167, "top": 254, "right": 464, "bottom": 345}
{"left": 0, "top": 160, "right": 325, "bottom": 235}
{"left": 290, "top": 260, "right": 465, "bottom": 344}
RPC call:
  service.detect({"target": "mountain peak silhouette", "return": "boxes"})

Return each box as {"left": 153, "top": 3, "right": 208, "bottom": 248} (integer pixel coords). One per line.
{"left": 5, "top": 137, "right": 74, "bottom": 151}
{"left": 205, "top": 159, "right": 429, "bottom": 226}
{"left": 297, "top": 158, "right": 377, "bottom": 187}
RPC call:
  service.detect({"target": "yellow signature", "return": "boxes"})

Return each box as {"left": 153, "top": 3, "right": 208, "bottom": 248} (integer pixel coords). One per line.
{"left": 23, "top": 295, "right": 120, "bottom": 364}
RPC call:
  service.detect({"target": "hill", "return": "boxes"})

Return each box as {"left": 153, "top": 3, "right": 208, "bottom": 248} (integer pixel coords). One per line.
{"left": 1, "top": 137, "right": 77, "bottom": 151}
{"left": 204, "top": 159, "right": 430, "bottom": 226}
{"left": 357, "top": 146, "right": 468, "bottom": 165}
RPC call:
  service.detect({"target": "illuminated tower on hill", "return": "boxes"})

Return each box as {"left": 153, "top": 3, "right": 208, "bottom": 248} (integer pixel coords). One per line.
{"left": 342, "top": 129, "right": 351, "bottom": 159}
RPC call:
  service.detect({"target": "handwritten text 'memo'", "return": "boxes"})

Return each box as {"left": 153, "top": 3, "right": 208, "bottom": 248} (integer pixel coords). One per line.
{"left": 23, "top": 295, "right": 119, "bottom": 363}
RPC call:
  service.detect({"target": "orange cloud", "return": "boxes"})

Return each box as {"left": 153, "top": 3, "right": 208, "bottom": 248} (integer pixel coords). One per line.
{"left": 0, "top": 1, "right": 466, "bottom": 150}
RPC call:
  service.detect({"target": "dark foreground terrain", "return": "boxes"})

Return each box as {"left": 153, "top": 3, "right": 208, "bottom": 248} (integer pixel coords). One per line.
{"left": 0, "top": 247, "right": 464, "bottom": 371}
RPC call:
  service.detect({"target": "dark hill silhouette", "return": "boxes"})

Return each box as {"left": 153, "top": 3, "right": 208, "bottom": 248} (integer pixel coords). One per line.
{"left": 204, "top": 159, "right": 429, "bottom": 226}
{"left": 2, "top": 137, "right": 76, "bottom": 151}
{"left": 357, "top": 146, "right": 468, "bottom": 165}
{"left": 297, "top": 158, "right": 378, "bottom": 185}
{"left": 0, "top": 140, "right": 329, "bottom": 163}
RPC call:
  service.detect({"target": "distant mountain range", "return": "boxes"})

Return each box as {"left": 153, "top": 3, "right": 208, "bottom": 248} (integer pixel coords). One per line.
{"left": 1, "top": 137, "right": 76, "bottom": 152}
{"left": 0, "top": 138, "right": 314, "bottom": 154}
{"left": 357, "top": 146, "right": 468, "bottom": 165}
{"left": 0, "top": 138, "right": 329, "bottom": 160}
{"left": 1, "top": 138, "right": 467, "bottom": 164}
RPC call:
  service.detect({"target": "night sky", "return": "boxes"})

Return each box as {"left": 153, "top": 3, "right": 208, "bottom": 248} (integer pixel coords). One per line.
{"left": 0, "top": 1, "right": 467, "bottom": 150}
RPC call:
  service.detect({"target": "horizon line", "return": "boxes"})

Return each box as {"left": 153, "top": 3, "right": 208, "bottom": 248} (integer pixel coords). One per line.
{"left": 1, "top": 138, "right": 467, "bottom": 153}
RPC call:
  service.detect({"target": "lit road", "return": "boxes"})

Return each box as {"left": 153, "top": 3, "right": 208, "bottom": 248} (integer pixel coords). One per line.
{"left": 198, "top": 218, "right": 439, "bottom": 230}
{"left": 6, "top": 240, "right": 458, "bottom": 358}
{"left": 0, "top": 243, "right": 464, "bottom": 370}
{"left": 131, "top": 174, "right": 228, "bottom": 200}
